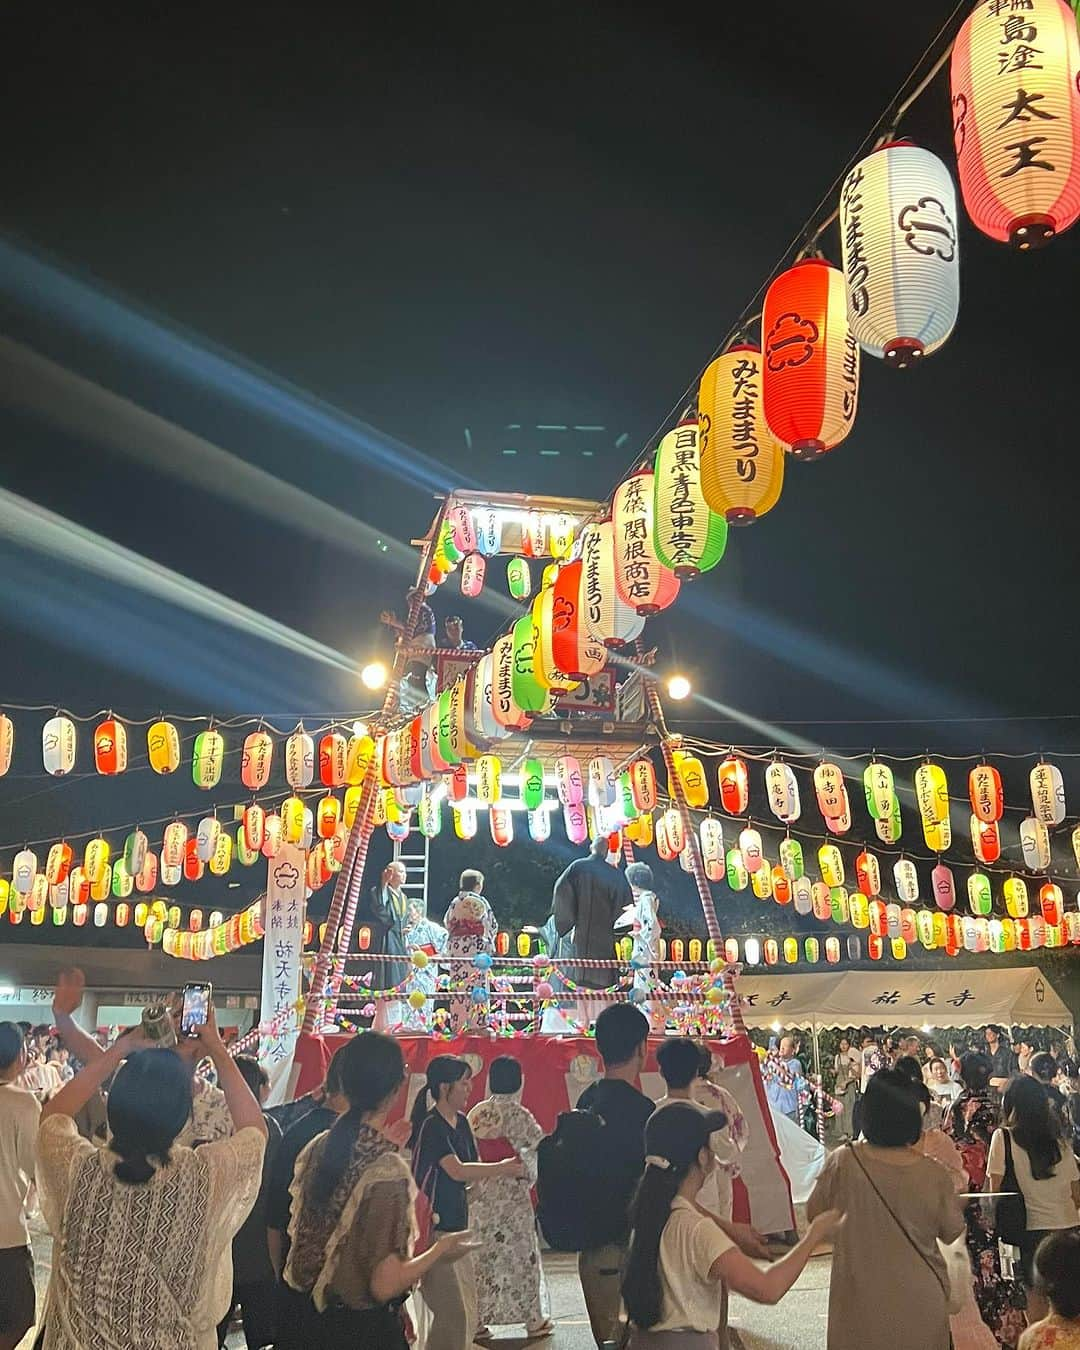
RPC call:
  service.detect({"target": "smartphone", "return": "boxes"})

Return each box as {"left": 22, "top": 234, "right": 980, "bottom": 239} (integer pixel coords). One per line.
{"left": 180, "top": 982, "right": 212, "bottom": 1038}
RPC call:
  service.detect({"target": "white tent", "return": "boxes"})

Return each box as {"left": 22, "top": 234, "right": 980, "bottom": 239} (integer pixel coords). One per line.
{"left": 733, "top": 966, "right": 1072, "bottom": 1031}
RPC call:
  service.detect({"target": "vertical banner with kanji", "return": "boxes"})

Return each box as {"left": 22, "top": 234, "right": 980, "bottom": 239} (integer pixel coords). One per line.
{"left": 259, "top": 843, "right": 306, "bottom": 1104}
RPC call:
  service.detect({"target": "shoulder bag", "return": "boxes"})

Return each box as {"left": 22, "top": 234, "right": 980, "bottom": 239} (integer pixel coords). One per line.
{"left": 994, "top": 1128, "right": 1027, "bottom": 1247}
{"left": 846, "top": 1142, "right": 966, "bottom": 1316}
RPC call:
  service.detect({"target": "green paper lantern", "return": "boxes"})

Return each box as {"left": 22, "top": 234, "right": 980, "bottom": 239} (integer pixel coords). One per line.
{"left": 652, "top": 420, "right": 728, "bottom": 577}
{"left": 522, "top": 757, "right": 545, "bottom": 812}
{"left": 510, "top": 614, "right": 548, "bottom": 712}
{"left": 507, "top": 557, "right": 532, "bottom": 600}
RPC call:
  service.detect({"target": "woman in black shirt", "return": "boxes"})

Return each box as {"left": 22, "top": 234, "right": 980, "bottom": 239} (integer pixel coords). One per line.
{"left": 409, "top": 1055, "right": 523, "bottom": 1349}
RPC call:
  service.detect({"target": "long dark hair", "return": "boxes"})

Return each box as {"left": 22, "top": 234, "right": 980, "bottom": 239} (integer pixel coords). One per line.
{"left": 622, "top": 1103, "right": 726, "bottom": 1330}
{"left": 408, "top": 1054, "right": 471, "bottom": 1145}
{"left": 305, "top": 1032, "right": 405, "bottom": 1207}
{"left": 107, "top": 1050, "right": 193, "bottom": 1185}
{"left": 1004, "top": 1074, "right": 1062, "bottom": 1181}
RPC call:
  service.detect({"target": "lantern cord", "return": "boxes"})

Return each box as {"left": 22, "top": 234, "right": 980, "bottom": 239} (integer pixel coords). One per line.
{"left": 0, "top": 702, "right": 380, "bottom": 732}
{"left": 583, "top": 0, "right": 973, "bottom": 512}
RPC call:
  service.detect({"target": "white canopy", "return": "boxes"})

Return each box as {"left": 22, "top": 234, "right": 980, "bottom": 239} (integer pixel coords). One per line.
{"left": 733, "top": 966, "right": 1072, "bottom": 1030}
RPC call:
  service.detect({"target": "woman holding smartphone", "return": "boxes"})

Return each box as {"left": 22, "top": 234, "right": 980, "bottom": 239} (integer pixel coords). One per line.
{"left": 35, "top": 996, "right": 267, "bottom": 1349}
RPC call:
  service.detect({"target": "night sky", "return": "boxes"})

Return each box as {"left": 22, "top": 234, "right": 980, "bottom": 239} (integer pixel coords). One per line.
{"left": 0, "top": 3, "right": 1078, "bottom": 948}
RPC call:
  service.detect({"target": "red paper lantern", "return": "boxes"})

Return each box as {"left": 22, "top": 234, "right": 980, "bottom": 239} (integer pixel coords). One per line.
{"left": 762, "top": 258, "right": 859, "bottom": 459}
{"left": 183, "top": 839, "right": 204, "bottom": 882}
{"left": 94, "top": 718, "right": 128, "bottom": 775}
{"left": 319, "top": 732, "right": 348, "bottom": 788}
{"left": 969, "top": 764, "right": 1003, "bottom": 822}
{"left": 718, "top": 757, "right": 749, "bottom": 815}
{"left": 951, "top": 0, "right": 1080, "bottom": 249}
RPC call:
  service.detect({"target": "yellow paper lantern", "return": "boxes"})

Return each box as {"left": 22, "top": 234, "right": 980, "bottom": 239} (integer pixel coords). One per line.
{"left": 698, "top": 346, "right": 785, "bottom": 524}
{"left": 282, "top": 796, "right": 306, "bottom": 844}
{"left": 147, "top": 719, "right": 181, "bottom": 774}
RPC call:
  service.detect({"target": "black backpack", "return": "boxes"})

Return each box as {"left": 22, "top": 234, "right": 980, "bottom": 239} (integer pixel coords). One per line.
{"left": 536, "top": 1108, "right": 608, "bottom": 1252}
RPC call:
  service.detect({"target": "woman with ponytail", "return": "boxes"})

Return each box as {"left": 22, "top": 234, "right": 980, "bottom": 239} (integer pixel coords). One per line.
{"left": 623, "top": 1103, "right": 841, "bottom": 1347}
{"left": 286, "top": 1033, "right": 474, "bottom": 1348}
{"left": 36, "top": 999, "right": 266, "bottom": 1349}
{"left": 410, "top": 1054, "right": 524, "bottom": 1349}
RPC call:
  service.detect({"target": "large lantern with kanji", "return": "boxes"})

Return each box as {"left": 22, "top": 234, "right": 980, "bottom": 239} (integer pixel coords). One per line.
{"left": 761, "top": 259, "right": 860, "bottom": 459}
{"left": 839, "top": 141, "right": 960, "bottom": 367}
{"left": 698, "top": 346, "right": 785, "bottom": 524}
{"left": 611, "top": 471, "right": 680, "bottom": 615}
{"left": 651, "top": 420, "right": 727, "bottom": 577}
{"left": 951, "top": 0, "right": 1080, "bottom": 248}
{"left": 580, "top": 522, "right": 645, "bottom": 648}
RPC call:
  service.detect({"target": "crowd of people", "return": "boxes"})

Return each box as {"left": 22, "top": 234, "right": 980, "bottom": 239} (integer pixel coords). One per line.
{"left": 3, "top": 958, "right": 1080, "bottom": 1349}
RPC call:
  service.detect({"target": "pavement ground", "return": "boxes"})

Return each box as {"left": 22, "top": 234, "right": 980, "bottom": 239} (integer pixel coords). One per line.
{"left": 21, "top": 1218, "right": 831, "bottom": 1350}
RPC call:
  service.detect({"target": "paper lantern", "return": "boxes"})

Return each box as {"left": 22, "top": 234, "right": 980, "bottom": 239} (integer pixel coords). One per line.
{"left": 813, "top": 762, "right": 846, "bottom": 820}
{"left": 281, "top": 796, "right": 304, "bottom": 845}
{"left": 762, "top": 259, "right": 859, "bottom": 458}
{"left": 653, "top": 814, "right": 674, "bottom": 862}
{"left": 1005, "top": 875, "right": 1030, "bottom": 919}
{"left": 760, "top": 938, "right": 779, "bottom": 967}
{"left": 510, "top": 614, "right": 549, "bottom": 713}
{"left": 780, "top": 837, "right": 805, "bottom": 880}
{"left": 831, "top": 887, "right": 851, "bottom": 925}
{"left": 625, "top": 758, "right": 655, "bottom": 813}
{"left": 142, "top": 718, "right": 180, "bottom": 776}
{"left": 674, "top": 753, "right": 709, "bottom": 809}
{"left": 447, "top": 503, "right": 477, "bottom": 555}
{"left": 722, "top": 847, "right": 746, "bottom": 891}
{"left": 160, "top": 820, "right": 187, "bottom": 869}
{"left": 110, "top": 858, "right": 131, "bottom": 899}
{"left": 507, "top": 557, "right": 532, "bottom": 601}
{"left": 967, "top": 763, "right": 1003, "bottom": 823}
{"left": 883, "top": 902, "right": 903, "bottom": 940}
{"left": 474, "top": 754, "right": 501, "bottom": 804}
{"left": 580, "top": 521, "right": 645, "bottom": 648}
{"left": 914, "top": 762, "right": 949, "bottom": 825}
{"left": 698, "top": 346, "right": 786, "bottom": 524}
{"left": 765, "top": 761, "right": 800, "bottom": 823}
{"left": 1021, "top": 815, "right": 1052, "bottom": 870}
{"left": 318, "top": 795, "right": 341, "bottom": 839}
{"left": 548, "top": 561, "right": 591, "bottom": 680}
{"left": 195, "top": 815, "right": 221, "bottom": 862}
{"left": 932, "top": 863, "right": 956, "bottom": 911}
{"left": 319, "top": 732, "right": 347, "bottom": 788}
{"left": 840, "top": 141, "right": 960, "bottom": 366}
{"left": 700, "top": 817, "right": 724, "bottom": 876}
{"left": 473, "top": 507, "right": 502, "bottom": 557}
{"left": 209, "top": 832, "right": 233, "bottom": 876}
{"left": 968, "top": 871, "right": 993, "bottom": 917}
{"left": 93, "top": 718, "right": 127, "bottom": 775}
{"left": 90, "top": 862, "right": 112, "bottom": 902}
{"left": 718, "top": 757, "right": 749, "bottom": 815}
{"left": 521, "top": 758, "right": 545, "bottom": 812}
{"left": 42, "top": 714, "right": 77, "bottom": 776}
{"left": 563, "top": 802, "right": 588, "bottom": 845}
{"left": 454, "top": 804, "right": 478, "bottom": 841}
{"left": 818, "top": 843, "right": 845, "bottom": 888}
{"left": 824, "top": 795, "right": 852, "bottom": 835}
{"left": 737, "top": 827, "right": 763, "bottom": 873}
{"left": 969, "top": 815, "right": 1000, "bottom": 866}
{"left": 855, "top": 850, "right": 881, "bottom": 898}
{"left": 488, "top": 804, "right": 515, "bottom": 847}
{"left": 192, "top": 729, "right": 224, "bottom": 789}
{"left": 951, "top": 0, "right": 1080, "bottom": 248}
{"left": 133, "top": 901, "right": 149, "bottom": 928}
{"left": 286, "top": 728, "right": 315, "bottom": 788}
{"left": 589, "top": 756, "right": 617, "bottom": 808}
{"left": 876, "top": 799, "right": 903, "bottom": 845}
{"left": 452, "top": 550, "right": 485, "bottom": 603}
{"left": 527, "top": 807, "right": 551, "bottom": 843}
{"left": 346, "top": 733, "right": 375, "bottom": 786}
{"left": 661, "top": 808, "right": 686, "bottom": 856}
{"left": 751, "top": 864, "right": 773, "bottom": 899}
{"left": 924, "top": 814, "right": 952, "bottom": 853}
{"left": 773, "top": 867, "right": 792, "bottom": 904}
{"left": 804, "top": 936, "right": 820, "bottom": 964}
{"left": 236, "top": 827, "right": 259, "bottom": 866}
{"left": 824, "top": 935, "right": 840, "bottom": 964}
{"left": 1041, "top": 882, "right": 1064, "bottom": 926}
{"left": 12, "top": 849, "right": 37, "bottom": 895}
{"left": 183, "top": 839, "right": 204, "bottom": 882}
{"left": 793, "top": 875, "right": 813, "bottom": 915}
{"left": 894, "top": 858, "right": 920, "bottom": 904}
{"left": 651, "top": 419, "right": 728, "bottom": 577}
{"left": 238, "top": 730, "right": 272, "bottom": 791}
{"left": 45, "top": 841, "right": 73, "bottom": 887}
{"left": 916, "top": 909, "right": 936, "bottom": 950}
{"left": 850, "top": 893, "right": 870, "bottom": 928}
{"left": 1031, "top": 761, "right": 1066, "bottom": 825}
{"left": 626, "top": 810, "right": 654, "bottom": 848}
{"left": 863, "top": 761, "right": 895, "bottom": 821}
{"left": 0, "top": 713, "right": 12, "bottom": 778}
{"left": 239, "top": 803, "right": 265, "bottom": 854}
{"left": 135, "top": 850, "right": 157, "bottom": 893}
{"left": 70, "top": 901, "right": 86, "bottom": 927}
{"left": 84, "top": 837, "right": 110, "bottom": 887}
{"left": 611, "top": 470, "right": 680, "bottom": 615}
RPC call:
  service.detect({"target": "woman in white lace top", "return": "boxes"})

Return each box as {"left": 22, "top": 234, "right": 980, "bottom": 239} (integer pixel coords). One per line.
{"left": 35, "top": 1001, "right": 266, "bottom": 1350}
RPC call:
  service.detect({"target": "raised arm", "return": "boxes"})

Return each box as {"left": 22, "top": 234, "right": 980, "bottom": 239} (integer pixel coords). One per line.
{"left": 194, "top": 1003, "right": 267, "bottom": 1138}
{"left": 51, "top": 967, "right": 104, "bottom": 1067}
